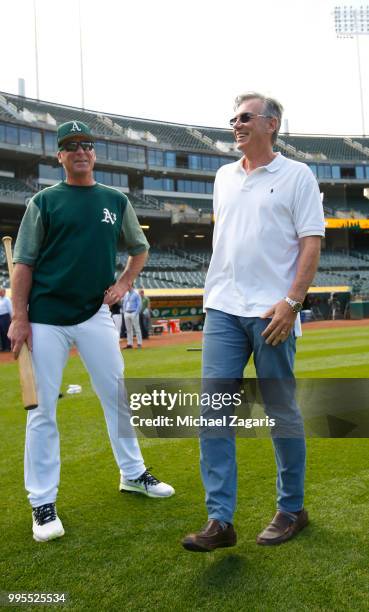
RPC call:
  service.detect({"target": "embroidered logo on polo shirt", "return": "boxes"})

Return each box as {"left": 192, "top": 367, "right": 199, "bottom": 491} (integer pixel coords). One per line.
{"left": 101, "top": 208, "right": 117, "bottom": 224}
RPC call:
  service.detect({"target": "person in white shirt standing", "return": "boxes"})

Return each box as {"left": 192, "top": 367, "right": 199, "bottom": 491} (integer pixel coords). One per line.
{"left": 123, "top": 287, "right": 142, "bottom": 349}
{"left": 182, "top": 92, "right": 325, "bottom": 553}
{"left": 0, "top": 286, "right": 12, "bottom": 351}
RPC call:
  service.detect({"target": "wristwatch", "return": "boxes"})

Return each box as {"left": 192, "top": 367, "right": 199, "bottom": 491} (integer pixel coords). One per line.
{"left": 284, "top": 296, "right": 303, "bottom": 313}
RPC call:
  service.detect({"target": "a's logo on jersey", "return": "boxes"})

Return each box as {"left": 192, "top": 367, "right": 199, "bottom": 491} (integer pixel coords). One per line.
{"left": 101, "top": 208, "right": 117, "bottom": 224}
{"left": 71, "top": 121, "right": 82, "bottom": 132}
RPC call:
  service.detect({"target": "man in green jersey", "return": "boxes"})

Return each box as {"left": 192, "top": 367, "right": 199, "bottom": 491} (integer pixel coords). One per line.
{"left": 8, "top": 120, "right": 174, "bottom": 543}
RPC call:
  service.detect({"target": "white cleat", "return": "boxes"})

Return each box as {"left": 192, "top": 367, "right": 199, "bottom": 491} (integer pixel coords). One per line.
{"left": 120, "top": 469, "right": 175, "bottom": 498}
{"left": 32, "top": 503, "right": 65, "bottom": 542}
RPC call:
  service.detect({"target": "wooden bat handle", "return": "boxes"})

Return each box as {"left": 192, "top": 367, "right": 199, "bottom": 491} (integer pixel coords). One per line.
{"left": 18, "top": 345, "right": 38, "bottom": 410}
{"left": 2, "top": 236, "right": 14, "bottom": 275}
{"left": 1, "top": 235, "right": 38, "bottom": 410}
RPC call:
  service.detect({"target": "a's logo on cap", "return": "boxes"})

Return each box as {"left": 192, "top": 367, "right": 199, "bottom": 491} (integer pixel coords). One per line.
{"left": 71, "top": 121, "right": 82, "bottom": 133}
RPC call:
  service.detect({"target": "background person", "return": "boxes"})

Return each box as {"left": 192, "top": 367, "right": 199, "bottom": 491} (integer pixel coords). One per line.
{"left": 328, "top": 292, "right": 341, "bottom": 320}
{"left": 123, "top": 286, "right": 142, "bottom": 348}
{"left": 139, "top": 288, "right": 151, "bottom": 339}
{"left": 0, "top": 286, "right": 12, "bottom": 351}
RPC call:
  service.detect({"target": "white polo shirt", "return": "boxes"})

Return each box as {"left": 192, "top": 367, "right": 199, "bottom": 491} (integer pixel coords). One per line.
{"left": 203, "top": 153, "right": 325, "bottom": 335}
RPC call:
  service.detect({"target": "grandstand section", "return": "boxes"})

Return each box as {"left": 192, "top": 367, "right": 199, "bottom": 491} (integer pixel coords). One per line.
{"left": 3, "top": 91, "right": 369, "bottom": 318}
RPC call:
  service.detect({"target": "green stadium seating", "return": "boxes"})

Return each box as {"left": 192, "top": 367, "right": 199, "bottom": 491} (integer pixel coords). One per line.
{"left": 278, "top": 135, "right": 366, "bottom": 161}
{"left": 319, "top": 252, "right": 363, "bottom": 269}
{"left": 0, "top": 176, "right": 35, "bottom": 196}
{"left": 128, "top": 192, "right": 163, "bottom": 210}
{"left": 138, "top": 269, "right": 206, "bottom": 289}
{"left": 2, "top": 93, "right": 217, "bottom": 151}
{"left": 118, "top": 248, "right": 199, "bottom": 272}
{"left": 154, "top": 196, "right": 213, "bottom": 211}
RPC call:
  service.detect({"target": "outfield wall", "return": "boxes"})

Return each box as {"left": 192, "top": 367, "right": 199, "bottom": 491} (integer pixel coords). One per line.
{"left": 146, "top": 286, "right": 353, "bottom": 327}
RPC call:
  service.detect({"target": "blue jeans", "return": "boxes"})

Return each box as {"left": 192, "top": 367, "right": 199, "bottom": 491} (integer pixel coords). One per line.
{"left": 200, "top": 308, "right": 305, "bottom": 523}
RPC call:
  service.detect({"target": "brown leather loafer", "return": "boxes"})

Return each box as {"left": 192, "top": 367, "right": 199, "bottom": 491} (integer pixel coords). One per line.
{"left": 182, "top": 519, "right": 237, "bottom": 552}
{"left": 256, "top": 509, "right": 309, "bottom": 546}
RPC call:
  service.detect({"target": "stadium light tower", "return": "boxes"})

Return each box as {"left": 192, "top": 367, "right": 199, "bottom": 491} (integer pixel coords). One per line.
{"left": 78, "top": 0, "right": 85, "bottom": 109}
{"left": 334, "top": 4, "right": 369, "bottom": 135}
{"left": 33, "top": 0, "right": 40, "bottom": 100}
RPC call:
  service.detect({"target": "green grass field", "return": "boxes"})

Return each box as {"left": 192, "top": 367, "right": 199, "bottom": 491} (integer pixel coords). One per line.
{"left": 1, "top": 325, "right": 369, "bottom": 611}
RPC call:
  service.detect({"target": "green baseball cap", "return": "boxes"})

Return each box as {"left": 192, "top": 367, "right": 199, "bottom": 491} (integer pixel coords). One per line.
{"left": 57, "top": 120, "right": 94, "bottom": 146}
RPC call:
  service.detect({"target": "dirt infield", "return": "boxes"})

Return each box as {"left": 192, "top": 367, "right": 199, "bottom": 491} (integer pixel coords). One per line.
{"left": 1, "top": 319, "right": 369, "bottom": 364}
{"left": 143, "top": 318, "right": 369, "bottom": 344}
{"left": 128, "top": 330, "right": 203, "bottom": 349}
{"left": 301, "top": 318, "right": 369, "bottom": 330}
{"left": 0, "top": 331, "right": 202, "bottom": 364}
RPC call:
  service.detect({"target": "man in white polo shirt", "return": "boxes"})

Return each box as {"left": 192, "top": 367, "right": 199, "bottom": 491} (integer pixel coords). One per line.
{"left": 182, "top": 92, "right": 325, "bottom": 553}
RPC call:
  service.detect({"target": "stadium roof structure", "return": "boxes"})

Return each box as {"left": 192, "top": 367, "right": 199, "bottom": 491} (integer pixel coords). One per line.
{"left": 2, "top": 90, "right": 369, "bottom": 161}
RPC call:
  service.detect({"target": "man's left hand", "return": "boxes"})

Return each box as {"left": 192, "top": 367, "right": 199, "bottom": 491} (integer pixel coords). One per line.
{"left": 260, "top": 300, "right": 297, "bottom": 346}
{"left": 103, "top": 278, "right": 131, "bottom": 306}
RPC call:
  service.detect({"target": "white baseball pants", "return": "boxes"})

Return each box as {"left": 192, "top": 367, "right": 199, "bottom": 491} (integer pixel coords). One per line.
{"left": 25, "top": 305, "right": 145, "bottom": 507}
{"left": 124, "top": 312, "right": 142, "bottom": 346}
{"left": 112, "top": 313, "right": 122, "bottom": 336}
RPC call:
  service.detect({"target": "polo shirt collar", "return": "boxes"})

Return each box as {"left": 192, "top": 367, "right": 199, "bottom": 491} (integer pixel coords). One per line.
{"left": 265, "top": 152, "right": 283, "bottom": 172}
{"left": 237, "top": 152, "right": 284, "bottom": 174}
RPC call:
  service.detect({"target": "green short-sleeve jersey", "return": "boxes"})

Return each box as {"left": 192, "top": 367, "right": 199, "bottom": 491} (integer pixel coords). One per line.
{"left": 13, "top": 182, "right": 149, "bottom": 325}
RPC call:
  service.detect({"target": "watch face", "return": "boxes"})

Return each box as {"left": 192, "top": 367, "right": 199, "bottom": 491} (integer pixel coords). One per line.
{"left": 293, "top": 302, "right": 303, "bottom": 313}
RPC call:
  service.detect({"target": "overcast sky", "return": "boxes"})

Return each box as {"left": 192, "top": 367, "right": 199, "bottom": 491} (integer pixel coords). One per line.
{"left": 1, "top": 0, "right": 369, "bottom": 135}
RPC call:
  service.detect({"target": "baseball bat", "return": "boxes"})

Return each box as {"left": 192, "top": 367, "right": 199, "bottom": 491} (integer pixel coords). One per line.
{"left": 2, "top": 236, "right": 38, "bottom": 410}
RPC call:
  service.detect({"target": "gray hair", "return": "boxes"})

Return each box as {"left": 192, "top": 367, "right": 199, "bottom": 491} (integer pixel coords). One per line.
{"left": 234, "top": 92, "right": 283, "bottom": 144}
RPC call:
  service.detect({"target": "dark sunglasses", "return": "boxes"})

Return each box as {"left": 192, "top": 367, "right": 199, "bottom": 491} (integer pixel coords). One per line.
{"left": 229, "top": 112, "right": 271, "bottom": 128}
{"left": 59, "top": 141, "right": 95, "bottom": 152}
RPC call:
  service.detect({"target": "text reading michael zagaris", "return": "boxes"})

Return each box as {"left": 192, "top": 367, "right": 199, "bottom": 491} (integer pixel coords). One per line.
{"left": 130, "top": 415, "right": 275, "bottom": 429}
